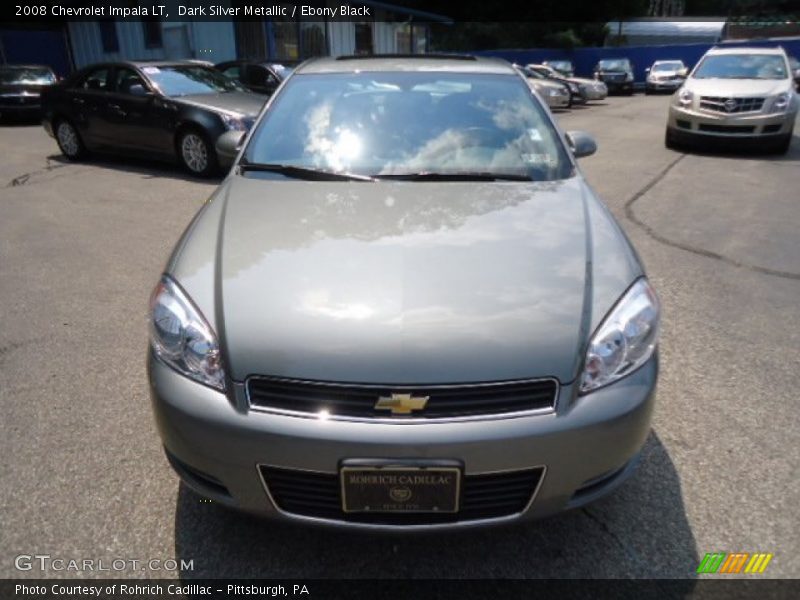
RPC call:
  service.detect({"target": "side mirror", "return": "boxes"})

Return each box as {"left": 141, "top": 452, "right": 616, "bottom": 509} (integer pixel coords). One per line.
{"left": 645, "top": 67, "right": 651, "bottom": 73}
{"left": 216, "top": 130, "right": 245, "bottom": 162}
{"left": 566, "top": 130, "right": 597, "bottom": 158}
{"left": 128, "top": 84, "right": 151, "bottom": 97}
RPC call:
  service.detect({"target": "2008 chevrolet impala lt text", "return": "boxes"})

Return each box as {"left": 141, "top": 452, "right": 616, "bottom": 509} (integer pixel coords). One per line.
{"left": 147, "top": 55, "right": 660, "bottom": 529}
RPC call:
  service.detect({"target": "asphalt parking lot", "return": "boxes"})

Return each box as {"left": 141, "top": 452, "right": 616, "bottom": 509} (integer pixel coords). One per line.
{"left": 1, "top": 94, "right": 799, "bottom": 580}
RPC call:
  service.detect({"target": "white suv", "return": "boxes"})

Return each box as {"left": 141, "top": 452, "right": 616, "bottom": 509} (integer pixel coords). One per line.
{"left": 666, "top": 46, "right": 797, "bottom": 154}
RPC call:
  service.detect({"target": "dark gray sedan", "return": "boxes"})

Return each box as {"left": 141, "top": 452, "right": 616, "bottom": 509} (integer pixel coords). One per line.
{"left": 148, "top": 55, "right": 660, "bottom": 529}
{"left": 41, "top": 60, "right": 265, "bottom": 176}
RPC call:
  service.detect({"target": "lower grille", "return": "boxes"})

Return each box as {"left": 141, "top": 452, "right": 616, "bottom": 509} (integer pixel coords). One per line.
{"left": 165, "top": 450, "right": 232, "bottom": 498}
{"left": 247, "top": 377, "right": 557, "bottom": 420}
{"left": 676, "top": 119, "right": 691, "bottom": 129}
{"left": 699, "top": 96, "right": 764, "bottom": 114}
{"left": 699, "top": 124, "right": 755, "bottom": 134}
{"left": 762, "top": 124, "right": 782, "bottom": 134}
{"left": 260, "top": 466, "right": 544, "bottom": 525}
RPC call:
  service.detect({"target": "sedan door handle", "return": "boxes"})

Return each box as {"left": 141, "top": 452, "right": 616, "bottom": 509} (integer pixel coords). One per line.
{"left": 109, "top": 103, "right": 127, "bottom": 116}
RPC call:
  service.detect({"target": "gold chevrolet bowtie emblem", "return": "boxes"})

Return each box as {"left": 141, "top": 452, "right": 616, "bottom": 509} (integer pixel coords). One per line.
{"left": 375, "top": 392, "right": 429, "bottom": 415}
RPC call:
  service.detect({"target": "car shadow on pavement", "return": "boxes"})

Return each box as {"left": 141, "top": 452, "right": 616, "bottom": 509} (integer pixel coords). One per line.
{"left": 0, "top": 115, "right": 44, "bottom": 126}
{"left": 45, "top": 153, "right": 225, "bottom": 183}
{"left": 672, "top": 134, "right": 800, "bottom": 163}
{"left": 172, "top": 431, "right": 698, "bottom": 581}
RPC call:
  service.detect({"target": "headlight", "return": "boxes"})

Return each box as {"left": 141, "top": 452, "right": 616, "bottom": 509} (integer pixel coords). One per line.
{"left": 773, "top": 91, "right": 791, "bottom": 112}
{"left": 149, "top": 276, "right": 225, "bottom": 391}
{"left": 580, "top": 278, "right": 660, "bottom": 393}
{"left": 220, "top": 112, "right": 248, "bottom": 131}
{"left": 568, "top": 83, "right": 579, "bottom": 93}
{"left": 547, "top": 88, "right": 560, "bottom": 97}
{"left": 678, "top": 87, "right": 693, "bottom": 107}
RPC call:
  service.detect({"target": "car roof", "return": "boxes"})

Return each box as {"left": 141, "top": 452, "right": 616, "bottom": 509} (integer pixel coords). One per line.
{"left": 124, "top": 60, "right": 214, "bottom": 68}
{"left": 706, "top": 46, "right": 786, "bottom": 56}
{"left": 295, "top": 54, "right": 515, "bottom": 75}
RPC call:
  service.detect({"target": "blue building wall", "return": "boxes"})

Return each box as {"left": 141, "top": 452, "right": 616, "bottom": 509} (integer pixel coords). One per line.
{"left": 474, "top": 37, "right": 800, "bottom": 82}
{"left": 1, "top": 29, "right": 72, "bottom": 76}
{"left": 67, "top": 21, "right": 236, "bottom": 69}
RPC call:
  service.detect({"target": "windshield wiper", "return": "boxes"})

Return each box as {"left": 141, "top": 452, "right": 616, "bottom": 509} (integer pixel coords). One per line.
{"left": 375, "top": 172, "right": 532, "bottom": 182}
{"left": 239, "top": 162, "right": 376, "bottom": 181}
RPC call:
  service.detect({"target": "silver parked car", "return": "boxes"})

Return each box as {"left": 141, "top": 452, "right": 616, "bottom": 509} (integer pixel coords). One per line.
{"left": 666, "top": 46, "right": 798, "bottom": 154}
{"left": 514, "top": 65, "right": 571, "bottom": 108}
{"left": 527, "top": 63, "right": 608, "bottom": 101}
{"left": 645, "top": 60, "right": 688, "bottom": 94}
{"left": 149, "top": 55, "right": 660, "bottom": 529}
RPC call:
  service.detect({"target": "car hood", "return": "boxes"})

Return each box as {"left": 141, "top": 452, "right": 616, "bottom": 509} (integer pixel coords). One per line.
{"left": 684, "top": 78, "right": 789, "bottom": 96}
{"left": 169, "top": 176, "right": 642, "bottom": 385}
{"left": 172, "top": 91, "right": 265, "bottom": 116}
{"left": 532, "top": 80, "right": 566, "bottom": 92}
{"left": 569, "top": 77, "right": 600, "bottom": 86}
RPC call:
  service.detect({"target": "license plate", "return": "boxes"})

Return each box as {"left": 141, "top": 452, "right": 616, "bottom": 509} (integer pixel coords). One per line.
{"left": 340, "top": 465, "right": 460, "bottom": 513}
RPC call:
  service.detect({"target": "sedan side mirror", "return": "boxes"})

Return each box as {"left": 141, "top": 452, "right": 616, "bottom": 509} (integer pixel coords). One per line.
{"left": 566, "top": 130, "right": 597, "bottom": 158}
{"left": 216, "top": 130, "right": 245, "bottom": 162}
{"left": 645, "top": 67, "right": 651, "bottom": 73}
{"left": 128, "top": 84, "right": 152, "bottom": 97}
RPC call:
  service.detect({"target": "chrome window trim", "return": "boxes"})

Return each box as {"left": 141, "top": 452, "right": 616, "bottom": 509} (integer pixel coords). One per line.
{"left": 244, "top": 375, "right": 560, "bottom": 424}
{"left": 256, "top": 463, "right": 547, "bottom": 531}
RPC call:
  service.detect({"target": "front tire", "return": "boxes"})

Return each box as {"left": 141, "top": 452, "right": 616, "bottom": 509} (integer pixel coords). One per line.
{"left": 177, "top": 129, "right": 219, "bottom": 177}
{"left": 55, "top": 119, "right": 86, "bottom": 160}
{"left": 665, "top": 128, "right": 681, "bottom": 150}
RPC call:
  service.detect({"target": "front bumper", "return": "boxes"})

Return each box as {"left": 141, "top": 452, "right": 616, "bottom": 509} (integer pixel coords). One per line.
{"left": 668, "top": 104, "right": 796, "bottom": 139}
{"left": 583, "top": 86, "right": 608, "bottom": 101}
{"left": 601, "top": 80, "right": 633, "bottom": 94}
{"left": 149, "top": 350, "right": 658, "bottom": 529}
{"left": 0, "top": 100, "right": 41, "bottom": 115}
{"left": 647, "top": 79, "right": 683, "bottom": 91}
{"left": 546, "top": 93, "right": 571, "bottom": 108}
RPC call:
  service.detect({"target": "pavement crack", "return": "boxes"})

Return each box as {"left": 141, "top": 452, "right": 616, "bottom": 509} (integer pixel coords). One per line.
{"left": 624, "top": 153, "right": 800, "bottom": 281}
{"left": 6, "top": 159, "right": 70, "bottom": 188}
{"left": 581, "top": 507, "right": 644, "bottom": 569}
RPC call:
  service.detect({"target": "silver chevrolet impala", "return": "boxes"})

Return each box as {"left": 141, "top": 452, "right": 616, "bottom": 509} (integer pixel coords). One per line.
{"left": 148, "top": 55, "right": 660, "bottom": 529}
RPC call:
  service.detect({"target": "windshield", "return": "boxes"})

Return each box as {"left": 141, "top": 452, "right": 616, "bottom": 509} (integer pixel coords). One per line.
{"left": 143, "top": 65, "right": 245, "bottom": 96}
{"left": 518, "top": 67, "right": 545, "bottom": 80}
{"left": 244, "top": 72, "right": 572, "bottom": 181}
{"left": 693, "top": 54, "right": 787, "bottom": 80}
{"left": 653, "top": 62, "right": 684, "bottom": 72}
{"left": 598, "top": 59, "right": 631, "bottom": 71}
{"left": 0, "top": 67, "right": 55, "bottom": 85}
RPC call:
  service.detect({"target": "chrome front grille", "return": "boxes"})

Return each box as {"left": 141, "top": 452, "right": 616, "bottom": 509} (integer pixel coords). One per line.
{"left": 699, "top": 96, "right": 764, "bottom": 114}
{"left": 247, "top": 377, "right": 558, "bottom": 421}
